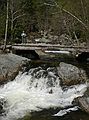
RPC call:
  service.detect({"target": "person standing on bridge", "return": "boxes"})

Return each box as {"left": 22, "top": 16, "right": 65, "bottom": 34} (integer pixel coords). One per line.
{"left": 21, "top": 31, "right": 27, "bottom": 43}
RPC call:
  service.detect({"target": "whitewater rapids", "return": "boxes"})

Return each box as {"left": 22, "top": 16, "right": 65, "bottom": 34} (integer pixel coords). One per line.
{"left": 0, "top": 67, "right": 87, "bottom": 120}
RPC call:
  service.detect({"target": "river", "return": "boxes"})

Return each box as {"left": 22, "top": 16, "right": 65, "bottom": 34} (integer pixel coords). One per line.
{"left": 0, "top": 57, "right": 89, "bottom": 120}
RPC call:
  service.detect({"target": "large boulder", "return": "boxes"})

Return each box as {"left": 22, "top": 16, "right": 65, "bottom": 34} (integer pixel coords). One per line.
{"left": 57, "top": 62, "right": 88, "bottom": 86}
{"left": 0, "top": 53, "right": 30, "bottom": 84}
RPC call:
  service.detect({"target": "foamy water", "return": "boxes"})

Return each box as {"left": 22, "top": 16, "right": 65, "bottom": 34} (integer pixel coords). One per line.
{"left": 0, "top": 67, "right": 87, "bottom": 120}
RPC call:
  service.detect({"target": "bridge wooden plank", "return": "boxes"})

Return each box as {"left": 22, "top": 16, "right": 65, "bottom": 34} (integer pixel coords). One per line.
{"left": 0, "top": 43, "right": 87, "bottom": 54}
{"left": 12, "top": 43, "right": 88, "bottom": 49}
{"left": 12, "top": 46, "right": 88, "bottom": 54}
{"left": 0, "top": 45, "right": 11, "bottom": 49}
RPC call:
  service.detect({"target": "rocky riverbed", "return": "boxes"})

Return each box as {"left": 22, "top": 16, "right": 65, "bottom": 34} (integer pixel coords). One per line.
{"left": 0, "top": 53, "right": 89, "bottom": 119}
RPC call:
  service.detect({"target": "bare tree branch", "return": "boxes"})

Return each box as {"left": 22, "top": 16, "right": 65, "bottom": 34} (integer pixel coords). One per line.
{"left": 12, "top": 2, "right": 27, "bottom": 16}
{"left": 13, "top": 9, "right": 22, "bottom": 15}
{"left": 44, "top": 2, "right": 88, "bottom": 30}
{"left": 62, "top": 8, "right": 88, "bottom": 30}
{"left": 44, "top": 3, "right": 55, "bottom": 7}
{"left": 13, "top": 14, "right": 26, "bottom": 22}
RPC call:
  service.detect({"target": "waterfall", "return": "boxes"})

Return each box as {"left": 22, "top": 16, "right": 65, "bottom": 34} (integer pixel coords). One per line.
{"left": 0, "top": 67, "right": 87, "bottom": 120}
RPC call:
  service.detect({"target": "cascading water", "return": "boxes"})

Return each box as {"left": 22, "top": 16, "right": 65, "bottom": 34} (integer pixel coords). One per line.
{"left": 0, "top": 66, "right": 87, "bottom": 120}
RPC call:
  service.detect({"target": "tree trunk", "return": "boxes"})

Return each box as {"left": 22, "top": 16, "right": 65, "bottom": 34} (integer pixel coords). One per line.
{"left": 11, "top": 0, "right": 14, "bottom": 43}
{"left": 4, "top": 0, "right": 9, "bottom": 50}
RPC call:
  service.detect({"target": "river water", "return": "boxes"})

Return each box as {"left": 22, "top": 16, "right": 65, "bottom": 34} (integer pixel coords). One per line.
{"left": 0, "top": 58, "right": 89, "bottom": 120}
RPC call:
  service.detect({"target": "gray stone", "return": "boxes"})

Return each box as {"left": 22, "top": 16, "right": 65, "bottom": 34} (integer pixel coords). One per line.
{"left": 57, "top": 62, "right": 87, "bottom": 86}
{"left": 73, "top": 86, "right": 89, "bottom": 114}
{"left": 73, "top": 97, "right": 89, "bottom": 114}
{"left": 0, "top": 53, "right": 30, "bottom": 84}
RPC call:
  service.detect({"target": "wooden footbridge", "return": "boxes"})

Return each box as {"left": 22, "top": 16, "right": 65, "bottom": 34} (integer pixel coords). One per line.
{"left": 0, "top": 43, "right": 89, "bottom": 60}
{"left": 11, "top": 43, "right": 89, "bottom": 54}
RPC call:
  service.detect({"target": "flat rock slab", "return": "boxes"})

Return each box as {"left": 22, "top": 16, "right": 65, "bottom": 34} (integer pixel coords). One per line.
{"left": 0, "top": 53, "right": 30, "bottom": 84}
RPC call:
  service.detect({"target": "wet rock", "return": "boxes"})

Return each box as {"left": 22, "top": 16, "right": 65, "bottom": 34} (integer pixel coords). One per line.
{"left": 49, "top": 89, "right": 53, "bottom": 94}
{"left": 73, "top": 96, "right": 89, "bottom": 114}
{"left": 47, "top": 67, "right": 58, "bottom": 76}
{"left": 17, "top": 113, "right": 31, "bottom": 120}
{"left": 0, "top": 53, "right": 30, "bottom": 84}
{"left": 29, "top": 67, "right": 42, "bottom": 75}
{"left": 35, "top": 69, "right": 47, "bottom": 79}
{"left": 0, "top": 98, "right": 6, "bottom": 115}
{"left": 57, "top": 62, "right": 87, "bottom": 86}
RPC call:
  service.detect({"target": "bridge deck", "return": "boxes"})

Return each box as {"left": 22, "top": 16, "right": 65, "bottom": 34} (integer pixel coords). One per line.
{"left": 0, "top": 43, "right": 88, "bottom": 54}
{"left": 12, "top": 43, "right": 89, "bottom": 53}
